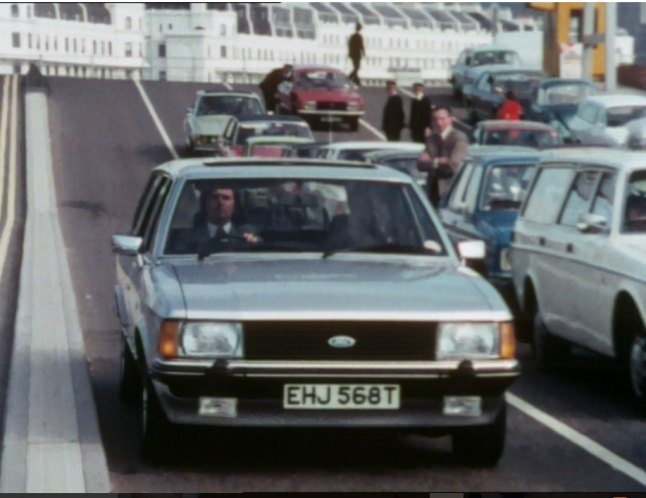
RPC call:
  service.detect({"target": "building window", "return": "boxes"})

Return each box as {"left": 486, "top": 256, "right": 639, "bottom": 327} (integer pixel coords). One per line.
{"left": 11, "top": 4, "right": 18, "bottom": 17}
{"left": 125, "top": 16, "right": 132, "bottom": 29}
{"left": 93, "top": 40, "right": 97, "bottom": 54}
{"left": 158, "top": 43, "right": 165, "bottom": 58}
{"left": 12, "top": 32, "right": 20, "bottom": 48}
{"left": 45, "top": 36, "right": 49, "bottom": 51}
{"left": 101, "top": 41, "right": 105, "bottom": 55}
{"left": 28, "top": 34, "right": 32, "bottom": 49}
{"left": 125, "top": 42, "right": 132, "bottom": 57}
{"left": 73, "top": 38, "right": 77, "bottom": 53}
{"left": 220, "top": 24, "right": 226, "bottom": 36}
{"left": 53, "top": 37, "right": 57, "bottom": 51}
{"left": 221, "top": 45, "right": 227, "bottom": 58}
{"left": 65, "top": 38, "right": 69, "bottom": 52}
{"left": 159, "top": 70, "right": 166, "bottom": 81}
{"left": 159, "top": 24, "right": 162, "bottom": 32}
{"left": 81, "top": 39, "right": 85, "bottom": 53}
{"left": 109, "top": 42, "right": 112, "bottom": 56}
{"left": 168, "top": 23, "right": 173, "bottom": 30}
{"left": 13, "top": 63, "right": 21, "bottom": 74}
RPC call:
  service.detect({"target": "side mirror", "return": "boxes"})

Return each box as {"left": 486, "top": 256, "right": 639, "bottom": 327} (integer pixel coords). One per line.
{"left": 457, "top": 240, "right": 487, "bottom": 274}
{"left": 576, "top": 213, "right": 608, "bottom": 234}
{"left": 112, "top": 234, "right": 143, "bottom": 256}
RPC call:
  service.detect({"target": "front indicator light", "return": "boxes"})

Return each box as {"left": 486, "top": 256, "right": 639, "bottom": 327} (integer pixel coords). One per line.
{"left": 500, "top": 322, "right": 516, "bottom": 359}
{"left": 159, "top": 320, "right": 179, "bottom": 359}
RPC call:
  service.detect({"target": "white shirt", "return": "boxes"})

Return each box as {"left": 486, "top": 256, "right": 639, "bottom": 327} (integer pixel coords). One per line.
{"left": 207, "top": 221, "right": 232, "bottom": 238}
{"left": 440, "top": 125, "right": 453, "bottom": 141}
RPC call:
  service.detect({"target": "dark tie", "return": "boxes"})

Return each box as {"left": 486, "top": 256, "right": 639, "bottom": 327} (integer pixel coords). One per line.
{"left": 214, "top": 226, "right": 226, "bottom": 240}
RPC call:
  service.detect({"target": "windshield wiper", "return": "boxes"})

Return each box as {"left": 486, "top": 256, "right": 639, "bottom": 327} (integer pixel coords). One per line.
{"left": 198, "top": 241, "right": 306, "bottom": 261}
{"left": 322, "top": 242, "right": 441, "bottom": 259}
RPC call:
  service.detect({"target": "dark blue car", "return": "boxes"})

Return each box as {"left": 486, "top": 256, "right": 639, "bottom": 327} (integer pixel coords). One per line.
{"left": 438, "top": 147, "right": 539, "bottom": 319}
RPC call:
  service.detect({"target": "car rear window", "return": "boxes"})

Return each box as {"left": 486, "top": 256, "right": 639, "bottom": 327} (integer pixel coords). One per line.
{"left": 197, "top": 96, "right": 263, "bottom": 117}
{"left": 163, "top": 178, "right": 446, "bottom": 257}
{"left": 236, "top": 122, "right": 314, "bottom": 145}
{"left": 296, "top": 70, "right": 353, "bottom": 90}
{"left": 480, "top": 163, "right": 536, "bottom": 211}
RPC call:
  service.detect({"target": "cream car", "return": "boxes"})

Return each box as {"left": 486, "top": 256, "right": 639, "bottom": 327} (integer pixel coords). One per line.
{"left": 511, "top": 148, "right": 646, "bottom": 411}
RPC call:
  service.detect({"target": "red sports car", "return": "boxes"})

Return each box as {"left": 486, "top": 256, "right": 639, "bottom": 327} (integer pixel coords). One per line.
{"left": 274, "top": 65, "right": 365, "bottom": 131}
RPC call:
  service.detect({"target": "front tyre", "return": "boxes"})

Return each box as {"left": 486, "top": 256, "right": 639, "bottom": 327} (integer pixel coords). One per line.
{"left": 140, "top": 374, "right": 172, "bottom": 461}
{"left": 452, "top": 401, "right": 506, "bottom": 466}
{"left": 118, "top": 333, "right": 139, "bottom": 404}
{"left": 628, "top": 333, "right": 646, "bottom": 412}
{"left": 532, "top": 310, "right": 569, "bottom": 369}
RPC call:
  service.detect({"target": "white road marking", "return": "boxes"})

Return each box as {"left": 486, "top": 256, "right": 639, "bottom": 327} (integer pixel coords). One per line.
{"left": 359, "top": 118, "right": 386, "bottom": 140}
{"left": 133, "top": 79, "right": 179, "bottom": 159}
{"left": 0, "top": 76, "right": 18, "bottom": 274}
{"left": 507, "top": 392, "right": 646, "bottom": 486}
{"left": 0, "top": 77, "right": 9, "bottom": 229}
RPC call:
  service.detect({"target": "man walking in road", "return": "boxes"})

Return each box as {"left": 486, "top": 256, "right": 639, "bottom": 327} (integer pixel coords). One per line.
{"left": 417, "top": 105, "right": 469, "bottom": 206}
{"left": 408, "top": 82, "right": 432, "bottom": 143}
{"left": 348, "top": 23, "right": 365, "bottom": 86}
{"left": 382, "top": 81, "right": 405, "bottom": 142}
{"left": 259, "top": 64, "right": 292, "bottom": 112}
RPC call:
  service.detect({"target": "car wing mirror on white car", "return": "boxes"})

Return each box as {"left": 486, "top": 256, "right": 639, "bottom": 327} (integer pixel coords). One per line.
{"left": 576, "top": 213, "right": 608, "bottom": 234}
{"left": 457, "top": 240, "right": 486, "bottom": 274}
{"left": 112, "top": 234, "right": 143, "bottom": 256}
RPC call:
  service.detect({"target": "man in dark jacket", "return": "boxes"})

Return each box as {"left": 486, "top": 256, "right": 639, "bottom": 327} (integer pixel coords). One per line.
{"left": 382, "top": 81, "right": 405, "bottom": 142}
{"left": 408, "top": 82, "right": 432, "bottom": 143}
{"left": 258, "top": 64, "right": 292, "bottom": 112}
{"left": 348, "top": 23, "right": 365, "bottom": 86}
{"left": 417, "top": 105, "right": 469, "bottom": 206}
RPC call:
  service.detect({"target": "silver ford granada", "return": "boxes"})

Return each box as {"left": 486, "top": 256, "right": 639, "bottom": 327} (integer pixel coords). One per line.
{"left": 112, "top": 158, "right": 519, "bottom": 465}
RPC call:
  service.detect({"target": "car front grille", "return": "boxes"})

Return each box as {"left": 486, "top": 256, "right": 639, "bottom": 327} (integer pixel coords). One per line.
{"left": 243, "top": 321, "right": 436, "bottom": 361}
{"left": 316, "top": 102, "right": 347, "bottom": 111}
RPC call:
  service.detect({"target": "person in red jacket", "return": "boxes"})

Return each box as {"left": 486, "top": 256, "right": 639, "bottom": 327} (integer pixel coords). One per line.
{"left": 496, "top": 90, "right": 523, "bottom": 120}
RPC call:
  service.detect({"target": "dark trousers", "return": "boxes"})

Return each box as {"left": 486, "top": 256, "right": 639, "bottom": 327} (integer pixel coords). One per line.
{"left": 385, "top": 130, "right": 401, "bottom": 142}
{"left": 262, "top": 91, "right": 275, "bottom": 112}
{"left": 349, "top": 57, "right": 361, "bottom": 86}
{"left": 410, "top": 128, "right": 426, "bottom": 143}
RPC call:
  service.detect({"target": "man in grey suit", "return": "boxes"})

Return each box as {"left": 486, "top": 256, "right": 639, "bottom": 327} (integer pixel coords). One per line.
{"left": 417, "top": 105, "right": 469, "bottom": 207}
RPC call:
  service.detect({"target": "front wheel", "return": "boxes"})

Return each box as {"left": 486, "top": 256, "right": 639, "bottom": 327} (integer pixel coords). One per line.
{"left": 118, "top": 333, "right": 139, "bottom": 404}
{"left": 452, "top": 401, "right": 506, "bottom": 466}
{"left": 628, "top": 333, "right": 646, "bottom": 412}
{"left": 140, "top": 372, "right": 172, "bottom": 461}
{"left": 532, "top": 310, "right": 570, "bottom": 369}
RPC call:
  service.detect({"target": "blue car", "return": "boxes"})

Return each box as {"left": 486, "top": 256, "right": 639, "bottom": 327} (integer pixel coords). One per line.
{"left": 438, "top": 147, "right": 539, "bottom": 321}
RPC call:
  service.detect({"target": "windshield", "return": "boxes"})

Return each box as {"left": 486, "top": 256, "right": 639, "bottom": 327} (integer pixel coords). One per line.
{"left": 537, "top": 83, "right": 596, "bottom": 106}
{"left": 607, "top": 106, "right": 646, "bottom": 127}
{"left": 472, "top": 50, "right": 519, "bottom": 67}
{"left": 235, "top": 122, "right": 314, "bottom": 145}
{"left": 164, "top": 179, "right": 446, "bottom": 257}
{"left": 480, "top": 163, "right": 536, "bottom": 211}
{"left": 295, "top": 70, "right": 353, "bottom": 90}
{"left": 624, "top": 170, "right": 646, "bottom": 233}
{"left": 482, "top": 128, "right": 563, "bottom": 148}
{"left": 494, "top": 74, "right": 543, "bottom": 96}
{"left": 197, "top": 96, "right": 263, "bottom": 117}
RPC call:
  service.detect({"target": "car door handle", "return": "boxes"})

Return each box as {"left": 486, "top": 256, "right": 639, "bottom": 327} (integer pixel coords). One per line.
{"left": 538, "top": 236, "right": 546, "bottom": 246}
{"left": 566, "top": 243, "right": 574, "bottom": 253}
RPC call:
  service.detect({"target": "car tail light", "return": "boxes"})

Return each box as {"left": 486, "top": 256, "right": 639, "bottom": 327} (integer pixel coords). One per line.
{"left": 231, "top": 145, "right": 244, "bottom": 157}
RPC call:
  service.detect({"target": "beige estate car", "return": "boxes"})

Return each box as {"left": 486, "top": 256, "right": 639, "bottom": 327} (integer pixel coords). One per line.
{"left": 511, "top": 148, "right": 646, "bottom": 411}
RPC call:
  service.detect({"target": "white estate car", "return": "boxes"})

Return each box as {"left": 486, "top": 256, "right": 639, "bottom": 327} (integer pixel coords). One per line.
{"left": 511, "top": 148, "right": 646, "bottom": 410}
{"left": 568, "top": 95, "right": 646, "bottom": 148}
{"left": 315, "top": 141, "right": 424, "bottom": 162}
{"left": 451, "top": 46, "right": 522, "bottom": 99}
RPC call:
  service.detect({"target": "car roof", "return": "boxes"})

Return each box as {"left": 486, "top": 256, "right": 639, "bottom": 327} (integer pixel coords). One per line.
{"left": 245, "top": 136, "right": 315, "bottom": 145}
{"left": 293, "top": 64, "right": 342, "bottom": 73}
{"left": 154, "top": 158, "right": 414, "bottom": 183}
{"left": 477, "top": 120, "right": 558, "bottom": 131}
{"left": 197, "top": 91, "right": 260, "bottom": 99}
{"left": 584, "top": 94, "right": 646, "bottom": 108}
{"left": 235, "top": 114, "right": 308, "bottom": 124}
{"left": 364, "top": 149, "right": 421, "bottom": 160}
{"left": 539, "top": 147, "right": 646, "bottom": 171}
{"left": 322, "top": 141, "right": 424, "bottom": 151}
{"left": 538, "top": 78, "right": 596, "bottom": 88}
{"left": 469, "top": 63, "right": 518, "bottom": 76}
{"left": 486, "top": 69, "right": 545, "bottom": 78}
{"left": 467, "top": 45, "right": 519, "bottom": 54}
{"left": 467, "top": 145, "right": 540, "bottom": 164}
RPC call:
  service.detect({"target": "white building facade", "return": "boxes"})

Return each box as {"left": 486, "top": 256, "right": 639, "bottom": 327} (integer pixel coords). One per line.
{"left": 0, "top": 2, "right": 147, "bottom": 78}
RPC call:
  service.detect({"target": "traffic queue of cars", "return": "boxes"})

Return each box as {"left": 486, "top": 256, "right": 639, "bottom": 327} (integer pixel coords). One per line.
{"left": 115, "top": 59, "right": 646, "bottom": 465}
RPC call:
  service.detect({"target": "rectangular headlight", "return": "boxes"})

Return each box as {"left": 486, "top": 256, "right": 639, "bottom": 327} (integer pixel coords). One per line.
{"left": 436, "top": 322, "right": 500, "bottom": 360}
{"left": 500, "top": 247, "right": 512, "bottom": 272}
{"left": 180, "top": 322, "right": 244, "bottom": 358}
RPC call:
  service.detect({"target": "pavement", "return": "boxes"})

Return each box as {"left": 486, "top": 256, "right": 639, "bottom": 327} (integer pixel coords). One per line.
{"left": 0, "top": 85, "right": 110, "bottom": 492}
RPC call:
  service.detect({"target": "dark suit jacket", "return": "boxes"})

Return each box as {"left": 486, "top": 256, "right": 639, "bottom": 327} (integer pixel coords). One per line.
{"left": 417, "top": 128, "right": 469, "bottom": 205}
{"left": 169, "top": 221, "right": 256, "bottom": 255}
{"left": 348, "top": 33, "right": 365, "bottom": 60}
{"left": 408, "top": 95, "right": 432, "bottom": 132}
{"left": 382, "top": 95, "right": 405, "bottom": 135}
